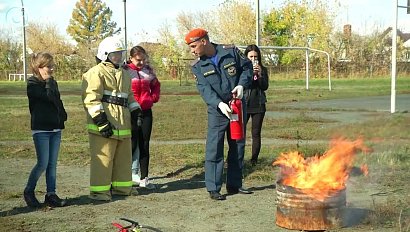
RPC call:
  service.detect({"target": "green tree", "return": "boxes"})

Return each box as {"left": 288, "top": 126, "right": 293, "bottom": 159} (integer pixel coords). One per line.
{"left": 262, "top": 0, "right": 336, "bottom": 67}
{"left": 67, "top": 0, "right": 119, "bottom": 44}
{"left": 0, "top": 34, "right": 22, "bottom": 78}
{"left": 67, "top": 0, "right": 119, "bottom": 63}
{"left": 157, "top": 23, "right": 186, "bottom": 80}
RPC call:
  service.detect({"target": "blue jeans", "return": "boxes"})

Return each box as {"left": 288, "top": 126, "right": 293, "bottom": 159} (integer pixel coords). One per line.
{"left": 25, "top": 131, "right": 62, "bottom": 194}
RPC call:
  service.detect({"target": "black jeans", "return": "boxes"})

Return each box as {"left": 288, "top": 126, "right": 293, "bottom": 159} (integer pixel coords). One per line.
{"left": 131, "top": 109, "right": 153, "bottom": 179}
{"left": 245, "top": 112, "right": 265, "bottom": 162}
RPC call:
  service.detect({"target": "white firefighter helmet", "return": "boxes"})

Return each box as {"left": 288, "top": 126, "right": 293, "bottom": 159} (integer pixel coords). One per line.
{"left": 96, "top": 36, "right": 126, "bottom": 65}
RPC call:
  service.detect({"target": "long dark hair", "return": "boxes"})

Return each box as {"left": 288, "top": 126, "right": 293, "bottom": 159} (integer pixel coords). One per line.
{"left": 129, "top": 45, "right": 147, "bottom": 57}
{"left": 127, "top": 45, "right": 148, "bottom": 64}
{"left": 244, "top": 44, "right": 264, "bottom": 68}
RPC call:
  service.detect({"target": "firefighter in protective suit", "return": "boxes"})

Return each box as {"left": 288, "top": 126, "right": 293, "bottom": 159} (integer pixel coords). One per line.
{"left": 82, "top": 36, "right": 143, "bottom": 201}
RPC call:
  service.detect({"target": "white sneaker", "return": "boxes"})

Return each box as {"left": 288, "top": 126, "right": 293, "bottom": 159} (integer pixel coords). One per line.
{"left": 139, "top": 177, "right": 156, "bottom": 189}
{"left": 132, "top": 174, "right": 141, "bottom": 185}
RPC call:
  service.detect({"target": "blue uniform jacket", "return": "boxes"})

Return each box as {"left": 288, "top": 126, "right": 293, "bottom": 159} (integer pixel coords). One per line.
{"left": 191, "top": 44, "right": 252, "bottom": 108}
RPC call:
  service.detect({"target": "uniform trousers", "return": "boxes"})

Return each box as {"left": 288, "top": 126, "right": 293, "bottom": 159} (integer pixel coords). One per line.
{"left": 89, "top": 133, "right": 133, "bottom": 200}
{"left": 205, "top": 107, "right": 245, "bottom": 192}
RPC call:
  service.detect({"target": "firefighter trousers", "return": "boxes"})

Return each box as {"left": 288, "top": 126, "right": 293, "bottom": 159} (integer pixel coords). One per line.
{"left": 88, "top": 133, "right": 133, "bottom": 200}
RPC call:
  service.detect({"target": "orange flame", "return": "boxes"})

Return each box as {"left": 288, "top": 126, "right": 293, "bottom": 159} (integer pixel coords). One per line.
{"left": 360, "top": 164, "right": 369, "bottom": 176}
{"left": 273, "top": 137, "right": 371, "bottom": 201}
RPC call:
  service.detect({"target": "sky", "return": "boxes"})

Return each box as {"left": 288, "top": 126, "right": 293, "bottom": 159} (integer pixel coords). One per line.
{"left": 0, "top": 0, "right": 410, "bottom": 45}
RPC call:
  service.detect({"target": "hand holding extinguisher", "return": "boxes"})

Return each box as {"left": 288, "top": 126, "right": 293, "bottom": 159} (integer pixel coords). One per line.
{"left": 231, "top": 85, "right": 244, "bottom": 99}
{"left": 218, "top": 102, "right": 231, "bottom": 119}
{"left": 229, "top": 93, "right": 244, "bottom": 140}
{"left": 217, "top": 84, "right": 243, "bottom": 120}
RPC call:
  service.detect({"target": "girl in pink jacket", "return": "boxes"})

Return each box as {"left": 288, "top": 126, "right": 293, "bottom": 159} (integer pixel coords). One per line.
{"left": 126, "top": 46, "right": 161, "bottom": 189}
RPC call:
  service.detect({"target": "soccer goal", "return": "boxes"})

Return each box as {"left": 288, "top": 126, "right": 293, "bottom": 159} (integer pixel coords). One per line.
{"left": 8, "top": 73, "right": 31, "bottom": 81}
{"left": 238, "top": 45, "right": 331, "bottom": 91}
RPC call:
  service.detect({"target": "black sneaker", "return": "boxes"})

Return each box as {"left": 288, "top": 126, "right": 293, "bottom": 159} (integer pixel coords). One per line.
{"left": 23, "top": 191, "right": 41, "bottom": 208}
{"left": 44, "top": 194, "right": 67, "bottom": 207}
{"left": 209, "top": 191, "right": 226, "bottom": 200}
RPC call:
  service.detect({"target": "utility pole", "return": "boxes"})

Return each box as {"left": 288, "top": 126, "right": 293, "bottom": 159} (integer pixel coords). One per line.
{"left": 255, "top": 0, "right": 260, "bottom": 46}
{"left": 21, "top": 0, "right": 27, "bottom": 81}
{"left": 391, "top": 0, "right": 397, "bottom": 113}
{"left": 123, "top": 0, "right": 127, "bottom": 51}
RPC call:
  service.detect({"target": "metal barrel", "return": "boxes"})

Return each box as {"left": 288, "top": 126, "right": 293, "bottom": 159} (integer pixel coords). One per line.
{"left": 275, "top": 182, "right": 346, "bottom": 231}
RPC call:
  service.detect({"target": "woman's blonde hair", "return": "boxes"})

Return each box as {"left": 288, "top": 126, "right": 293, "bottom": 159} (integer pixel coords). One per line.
{"left": 30, "top": 52, "right": 53, "bottom": 78}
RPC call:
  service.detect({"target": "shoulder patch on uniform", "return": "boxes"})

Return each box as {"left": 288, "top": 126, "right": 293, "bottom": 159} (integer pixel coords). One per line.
{"left": 222, "top": 44, "right": 246, "bottom": 59}
{"left": 191, "top": 58, "right": 200, "bottom": 66}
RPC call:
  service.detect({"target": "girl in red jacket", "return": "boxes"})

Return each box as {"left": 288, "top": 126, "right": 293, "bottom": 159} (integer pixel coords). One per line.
{"left": 126, "top": 46, "right": 161, "bottom": 189}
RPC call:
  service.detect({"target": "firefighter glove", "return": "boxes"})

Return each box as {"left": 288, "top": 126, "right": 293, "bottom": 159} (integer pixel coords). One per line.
{"left": 92, "top": 112, "right": 114, "bottom": 138}
{"left": 218, "top": 102, "right": 232, "bottom": 119}
{"left": 131, "top": 108, "right": 143, "bottom": 127}
{"left": 231, "top": 85, "right": 243, "bottom": 99}
{"left": 99, "top": 123, "right": 114, "bottom": 138}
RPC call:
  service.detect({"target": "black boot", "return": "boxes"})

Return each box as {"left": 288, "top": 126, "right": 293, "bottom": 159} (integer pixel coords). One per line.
{"left": 44, "top": 194, "right": 67, "bottom": 207}
{"left": 23, "top": 190, "right": 41, "bottom": 208}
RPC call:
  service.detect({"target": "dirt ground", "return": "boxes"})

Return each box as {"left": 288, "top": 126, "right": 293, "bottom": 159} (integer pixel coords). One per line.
{"left": 0, "top": 95, "right": 409, "bottom": 232}
{"left": 0, "top": 153, "right": 406, "bottom": 232}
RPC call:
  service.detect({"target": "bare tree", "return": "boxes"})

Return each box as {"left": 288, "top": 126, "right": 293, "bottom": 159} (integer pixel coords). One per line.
{"left": 26, "top": 22, "right": 87, "bottom": 80}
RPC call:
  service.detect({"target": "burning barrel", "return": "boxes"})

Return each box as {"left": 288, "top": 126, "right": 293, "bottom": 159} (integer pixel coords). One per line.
{"left": 272, "top": 138, "right": 370, "bottom": 230}
{"left": 275, "top": 181, "right": 346, "bottom": 231}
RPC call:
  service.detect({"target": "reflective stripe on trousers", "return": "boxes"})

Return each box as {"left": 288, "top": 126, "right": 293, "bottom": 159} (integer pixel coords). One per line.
{"left": 89, "top": 133, "right": 132, "bottom": 196}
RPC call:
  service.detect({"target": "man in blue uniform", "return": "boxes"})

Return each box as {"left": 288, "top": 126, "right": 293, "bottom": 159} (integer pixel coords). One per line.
{"left": 185, "top": 28, "right": 254, "bottom": 200}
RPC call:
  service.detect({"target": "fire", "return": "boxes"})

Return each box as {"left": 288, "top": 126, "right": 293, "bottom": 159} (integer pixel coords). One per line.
{"left": 360, "top": 164, "right": 369, "bottom": 176}
{"left": 273, "top": 137, "right": 371, "bottom": 201}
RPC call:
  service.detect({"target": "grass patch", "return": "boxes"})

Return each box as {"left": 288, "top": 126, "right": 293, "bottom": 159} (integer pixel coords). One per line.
{"left": 0, "top": 78, "right": 409, "bottom": 230}
{"left": 1, "top": 79, "right": 409, "bottom": 167}
{"left": 366, "top": 197, "right": 410, "bottom": 230}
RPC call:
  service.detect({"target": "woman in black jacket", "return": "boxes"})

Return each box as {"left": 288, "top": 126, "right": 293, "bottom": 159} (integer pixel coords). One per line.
{"left": 24, "top": 52, "right": 67, "bottom": 208}
{"left": 244, "top": 45, "right": 269, "bottom": 166}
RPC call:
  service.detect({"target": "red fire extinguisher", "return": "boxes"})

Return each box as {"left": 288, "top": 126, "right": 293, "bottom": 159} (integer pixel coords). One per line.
{"left": 229, "top": 95, "right": 244, "bottom": 140}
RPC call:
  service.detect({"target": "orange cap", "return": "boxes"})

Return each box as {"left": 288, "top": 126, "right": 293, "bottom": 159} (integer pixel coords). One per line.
{"left": 185, "top": 28, "right": 208, "bottom": 44}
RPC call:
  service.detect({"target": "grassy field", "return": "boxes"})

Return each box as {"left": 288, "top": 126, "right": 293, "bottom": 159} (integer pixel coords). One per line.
{"left": 0, "top": 77, "right": 409, "bottom": 179}
{"left": 0, "top": 77, "right": 409, "bottom": 231}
